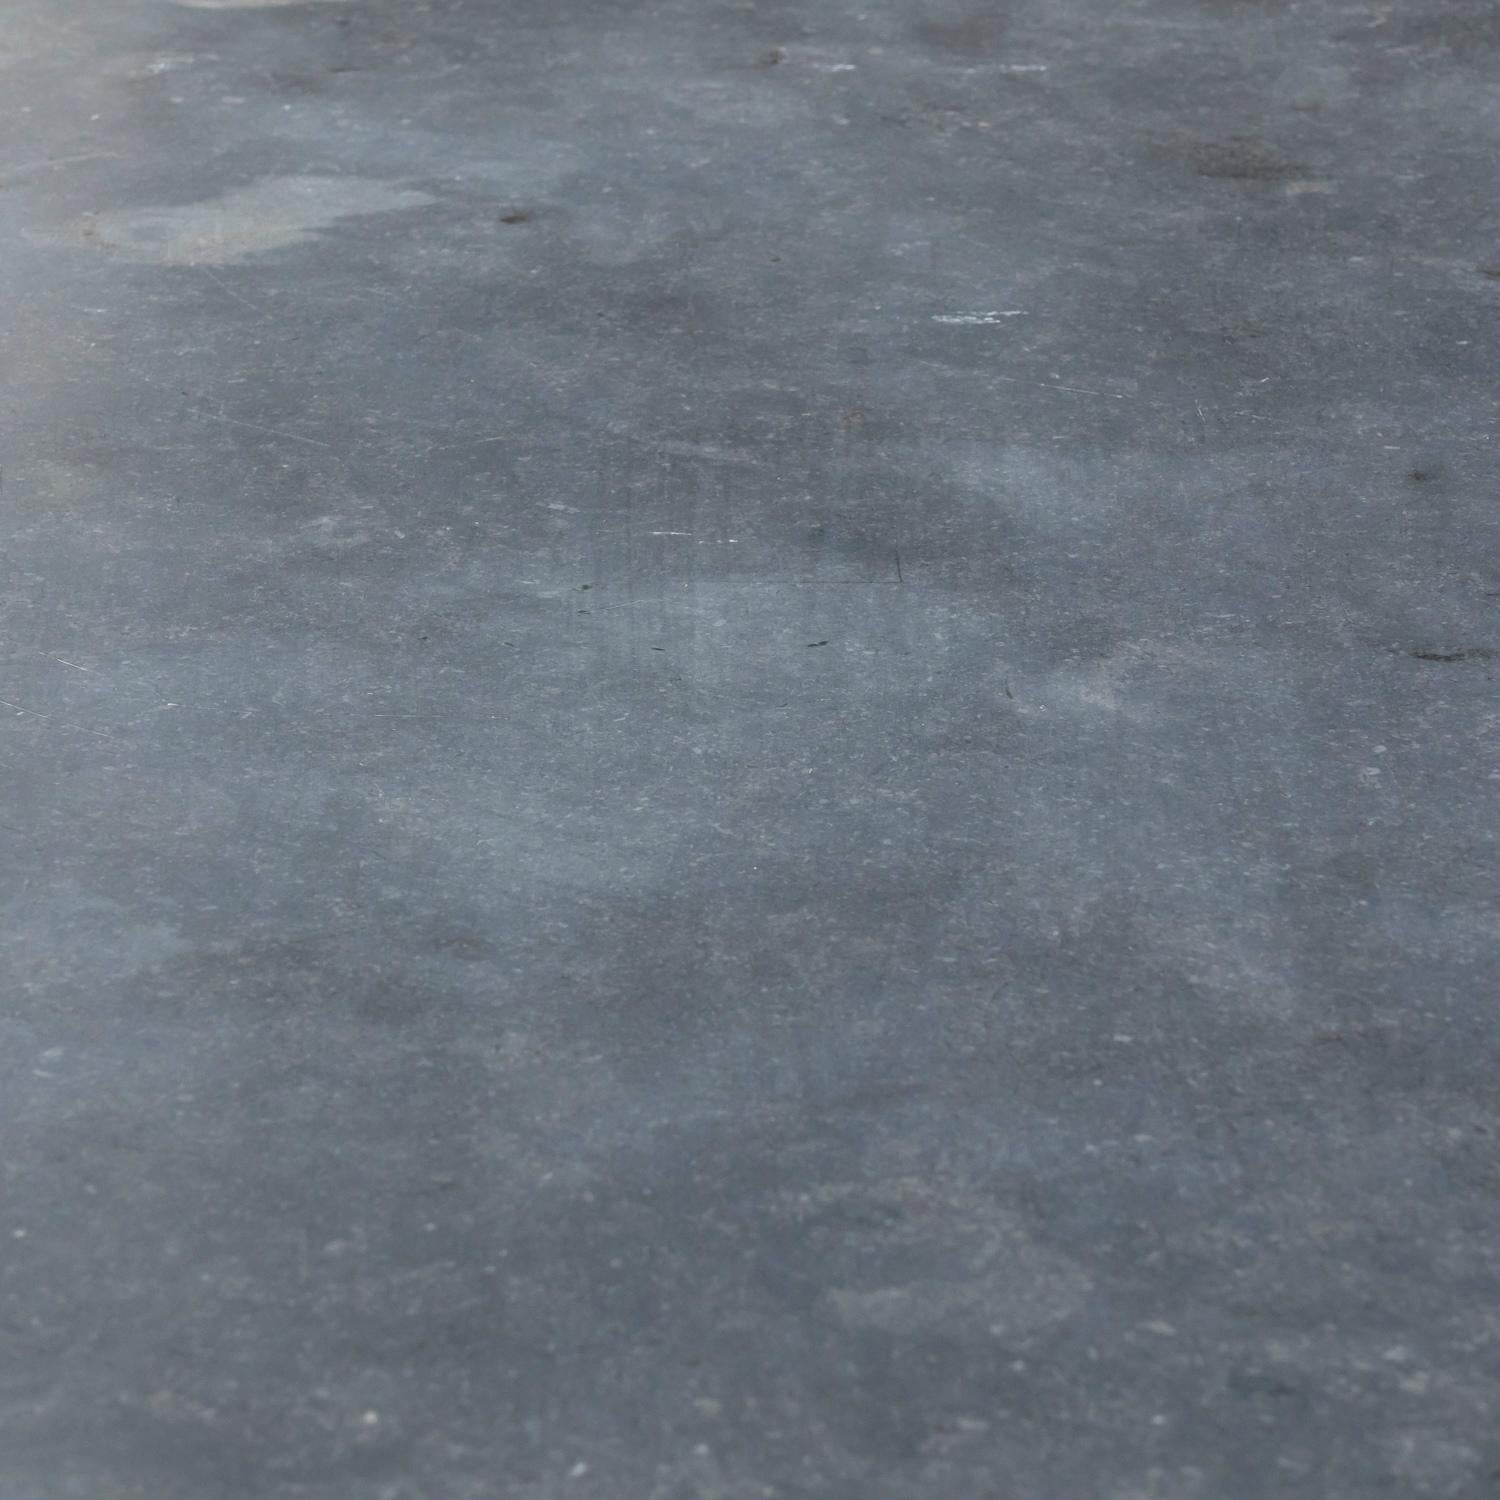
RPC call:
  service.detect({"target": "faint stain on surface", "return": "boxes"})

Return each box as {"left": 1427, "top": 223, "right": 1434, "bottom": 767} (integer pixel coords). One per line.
{"left": 797, "top": 1179, "right": 1092, "bottom": 1337}
{"left": 53, "top": 175, "right": 431, "bottom": 266}
{"left": 174, "top": 0, "right": 349, "bottom": 9}
{"left": 826, "top": 1263, "right": 1088, "bottom": 1337}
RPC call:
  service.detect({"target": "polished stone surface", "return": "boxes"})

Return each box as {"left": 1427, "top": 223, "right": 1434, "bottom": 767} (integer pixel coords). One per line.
{"left": 1, "top": 0, "right": 1496, "bottom": 1494}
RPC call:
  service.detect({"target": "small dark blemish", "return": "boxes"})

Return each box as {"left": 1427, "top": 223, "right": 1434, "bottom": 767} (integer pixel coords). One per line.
{"left": 428, "top": 928, "right": 490, "bottom": 961}
{"left": 579, "top": 583, "right": 591, "bottom": 590}
{"left": 358, "top": 976, "right": 436, "bottom": 1025}
{"left": 1190, "top": 138, "right": 1300, "bottom": 182}
{"left": 1407, "top": 647, "right": 1494, "bottom": 663}
{"left": 806, "top": 640, "right": 828, "bottom": 648}
{"left": 755, "top": 47, "right": 784, "bottom": 67}
{"left": 1407, "top": 469, "right": 1432, "bottom": 482}
{"left": 1476, "top": 266, "right": 1500, "bottom": 279}
{"left": 916, "top": 15, "right": 1006, "bottom": 54}
{"left": 1228, "top": 1370, "right": 1301, "bottom": 1399}
{"left": 499, "top": 210, "right": 534, "bottom": 225}
{"left": 650, "top": 646, "right": 665, "bottom": 651}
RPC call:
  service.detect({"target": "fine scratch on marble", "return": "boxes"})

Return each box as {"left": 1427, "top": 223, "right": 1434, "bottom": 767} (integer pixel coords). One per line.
{"left": 932, "top": 311, "right": 1027, "bottom": 325}
{"left": 0, "top": 698, "right": 111, "bottom": 738}
{"left": 189, "top": 409, "right": 331, "bottom": 448}
{"left": 993, "top": 374, "right": 1127, "bottom": 399}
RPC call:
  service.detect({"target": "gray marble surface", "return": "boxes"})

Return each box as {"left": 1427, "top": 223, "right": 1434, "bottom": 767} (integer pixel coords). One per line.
{"left": 1, "top": 0, "right": 1496, "bottom": 1494}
